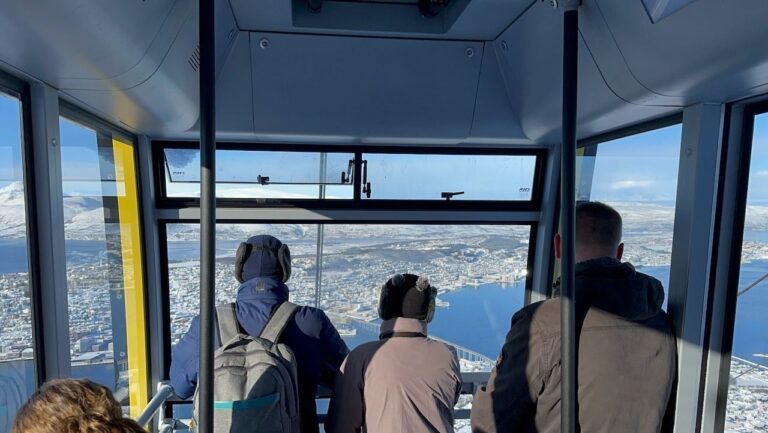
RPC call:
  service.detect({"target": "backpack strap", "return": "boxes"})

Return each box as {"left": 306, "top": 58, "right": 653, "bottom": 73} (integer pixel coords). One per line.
{"left": 260, "top": 302, "right": 298, "bottom": 344}
{"left": 215, "top": 303, "right": 242, "bottom": 345}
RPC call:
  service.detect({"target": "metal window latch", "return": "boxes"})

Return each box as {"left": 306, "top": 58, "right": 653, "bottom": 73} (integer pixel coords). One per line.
{"left": 341, "top": 159, "right": 354, "bottom": 184}
{"left": 361, "top": 160, "right": 372, "bottom": 198}
{"left": 441, "top": 191, "right": 465, "bottom": 201}
{"left": 257, "top": 175, "right": 270, "bottom": 185}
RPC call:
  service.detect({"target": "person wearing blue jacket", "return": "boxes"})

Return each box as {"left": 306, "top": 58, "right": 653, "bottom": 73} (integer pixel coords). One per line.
{"left": 170, "top": 234, "right": 349, "bottom": 433}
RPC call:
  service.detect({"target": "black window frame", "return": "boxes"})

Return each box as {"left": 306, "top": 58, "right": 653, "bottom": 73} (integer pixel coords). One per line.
{"left": 153, "top": 141, "right": 547, "bottom": 211}
{"left": 0, "top": 70, "right": 44, "bottom": 386}
{"left": 709, "top": 98, "right": 768, "bottom": 431}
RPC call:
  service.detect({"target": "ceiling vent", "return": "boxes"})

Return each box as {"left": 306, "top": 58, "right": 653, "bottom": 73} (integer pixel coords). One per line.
{"left": 187, "top": 44, "right": 201, "bottom": 72}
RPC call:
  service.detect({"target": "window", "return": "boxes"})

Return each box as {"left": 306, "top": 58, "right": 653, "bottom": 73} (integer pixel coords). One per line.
{"left": 361, "top": 153, "right": 537, "bottom": 201}
{"left": 157, "top": 144, "right": 542, "bottom": 204}
{"left": 165, "top": 223, "right": 319, "bottom": 343}
{"left": 725, "top": 112, "right": 768, "bottom": 432}
{"left": 0, "top": 90, "right": 34, "bottom": 433}
{"left": 163, "top": 148, "right": 355, "bottom": 199}
{"left": 59, "top": 115, "right": 148, "bottom": 418}
{"left": 578, "top": 123, "right": 683, "bottom": 296}
{"left": 319, "top": 224, "right": 530, "bottom": 371}
{"left": 165, "top": 223, "right": 531, "bottom": 373}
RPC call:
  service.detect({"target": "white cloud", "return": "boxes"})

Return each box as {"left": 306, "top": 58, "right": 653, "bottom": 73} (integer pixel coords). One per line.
{"left": 610, "top": 180, "right": 655, "bottom": 190}
{"left": 755, "top": 170, "right": 768, "bottom": 177}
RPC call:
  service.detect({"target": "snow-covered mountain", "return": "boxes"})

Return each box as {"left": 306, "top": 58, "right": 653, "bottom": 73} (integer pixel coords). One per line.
{"left": 0, "top": 182, "right": 27, "bottom": 238}
{"left": 0, "top": 182, "right": 105, "bottom": 240}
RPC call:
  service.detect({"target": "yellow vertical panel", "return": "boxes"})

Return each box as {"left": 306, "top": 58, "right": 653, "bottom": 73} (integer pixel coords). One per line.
{"left": 112, "top": 138, "right": 149, "bottom": 420}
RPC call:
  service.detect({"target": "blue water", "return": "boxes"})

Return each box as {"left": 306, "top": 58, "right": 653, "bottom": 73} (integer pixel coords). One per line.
{"left": 342, "top": 283, "right": 525, "bottom": 359}
{"left": 0, "top": 239, "right": 109, "bottom": 273}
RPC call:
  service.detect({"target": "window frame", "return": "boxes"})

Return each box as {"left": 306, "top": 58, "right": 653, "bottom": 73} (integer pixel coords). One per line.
{"left": 0, "top": 70, "right": 45, "bottom": 388}
{"left": 546, "top": 113, "right": 685, "bottom": 296}
{"left": 706, "top": 98, "right": 768, "bottom": 432}
{"left": 153, "top": 141, "right": 547, "bottom": 211}
{"left": 58, "top": 101, "right": 152, "bottom": 417}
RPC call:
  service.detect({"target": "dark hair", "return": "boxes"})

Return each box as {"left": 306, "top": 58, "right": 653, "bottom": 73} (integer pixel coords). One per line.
{"left": 575, "top": 201, "right": 623, "bottom": 249}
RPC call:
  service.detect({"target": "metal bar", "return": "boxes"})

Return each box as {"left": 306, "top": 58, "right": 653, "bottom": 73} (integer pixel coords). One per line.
{"left": 315, "top": 153, "right": 327, "bottom": 308}
{"left": 530, "top": 144, "right": 560, "bottom": 305}
{"left": 353, "top": 152, "right": 363, "bottom": 200}
{"left": 168, "top": 180, "right": 352, "bottom": 186}
{"left": 156, "top": 207, "right": 541, "bottom": 223}
{"left": 699, "top": 103, "right": 753, "bottom": 433}
{"left": 198, "top": 0, "right": 216, "bottom": 431}
{"left": 560, "top": 5, "right": 580, "bottom": 433}
{"left": 136, "top": 382, "right": 174, "bottom": 427}
{"left": 136, "top": 134, "right": 167, "bottom": 421}
{"left": 668, "top": 103, "right": 725, "bottom": 433}
{"left": 29, "top": 83, "right": 71, "bottom": 380}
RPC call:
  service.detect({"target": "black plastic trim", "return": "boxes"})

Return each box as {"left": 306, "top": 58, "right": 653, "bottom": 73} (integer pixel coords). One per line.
{"left": 710, "top": 99, "right": 768, "bottom": 431}
{"left": 0, "top": 71, "right": 46, "bottom": 386}
{"left": 578, "top": 113, "right": 683, "bottom": 148}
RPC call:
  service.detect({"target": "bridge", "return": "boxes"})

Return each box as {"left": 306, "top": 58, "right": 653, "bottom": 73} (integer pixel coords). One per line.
{"left": 349, "top": 318, "right": 495, "bottom": 367}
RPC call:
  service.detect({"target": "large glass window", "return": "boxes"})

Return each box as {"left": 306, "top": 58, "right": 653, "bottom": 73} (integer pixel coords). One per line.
{"left": 0, "top": 90, "right": 34, "bottom": 433}
{"left": 159, "top": 146, "right": 541, "bottom": 203}
{"left": 60, "top": 115, "right": 148, "bottom": 418}
{"left": 578, "top": 124, "right": 683, "bottom": 295}
{"left": 163, "top": 148, "right": 355, "bottom": 199}
{"left": 361, "top": 154, "right": 537, "bottom": 201}
{"left": 165, "top": 223, "right": 530, "bottom": 373}
{"left": 319, "top": 224, "right": 530, "bottom": 371}
{"left": 725, "top": 112, "right": 768, "bottom": 432}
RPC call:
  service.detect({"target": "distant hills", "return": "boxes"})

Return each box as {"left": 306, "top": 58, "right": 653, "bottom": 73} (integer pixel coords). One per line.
{"left": 1, "top": 181, "right": 767, "bottom": 240}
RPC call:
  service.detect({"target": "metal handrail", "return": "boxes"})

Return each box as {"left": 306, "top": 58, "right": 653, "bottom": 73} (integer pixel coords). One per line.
{"left": 136, "top": 381, "right": 175, "bottom": 427}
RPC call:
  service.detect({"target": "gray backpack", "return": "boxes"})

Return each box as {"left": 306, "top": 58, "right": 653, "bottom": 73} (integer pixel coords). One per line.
{"left": 193, "top": 302, "right": 301, "bottom": 433}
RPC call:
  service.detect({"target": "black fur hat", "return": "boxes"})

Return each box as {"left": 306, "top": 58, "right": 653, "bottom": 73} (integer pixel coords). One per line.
{"left": 378, "top": 274, "right": 437, "bottom": 323}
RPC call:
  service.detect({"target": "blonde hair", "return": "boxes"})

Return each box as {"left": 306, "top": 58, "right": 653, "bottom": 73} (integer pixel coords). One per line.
{"left": 11, "top": 379, "right": 145, "bottom": 433}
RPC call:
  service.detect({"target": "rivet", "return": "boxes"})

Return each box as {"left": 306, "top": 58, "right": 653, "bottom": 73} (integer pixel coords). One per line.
{"left": 51, "top": 138, "right": 57, "bottom": 146}
{"left": 465, "top": 47, "right": 475, "bottom": 58}
{"left": 259, "top": 38, "right": 270, "bottom": 49}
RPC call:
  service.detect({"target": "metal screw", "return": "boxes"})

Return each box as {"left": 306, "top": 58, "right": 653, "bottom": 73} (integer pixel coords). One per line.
{"left": 465, "top": 47, "right": 475, "bottom": 58}
{"left": 259, "top": 38, "right": 270, "bottom": 49}
{"left": 51, "top": 138, "right": 57, "bottom": 146}
{"left": 501, "top": 40, "right": 508, "bottom": 50}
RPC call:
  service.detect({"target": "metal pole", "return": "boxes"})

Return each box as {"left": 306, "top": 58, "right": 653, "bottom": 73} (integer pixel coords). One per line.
{"left": 560, "top": 4, "right": 580, "bottom": 433}
{"left": 198, "top": 0, "right": 216, "bottom": 432}
{"left": 315, "top": 153, "right": 327, "bottom": 308}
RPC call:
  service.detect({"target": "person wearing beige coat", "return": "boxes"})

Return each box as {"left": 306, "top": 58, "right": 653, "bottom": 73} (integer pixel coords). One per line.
{"left": 326, "top": 274, "right": 463, "bottom": 433}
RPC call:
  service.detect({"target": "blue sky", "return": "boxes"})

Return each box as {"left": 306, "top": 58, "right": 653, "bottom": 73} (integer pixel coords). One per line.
{"left": 2, "top": 90, "right": 768, "bottom": 204}
{"left": 589, "top": 124, "right": 682, "bottom": 203}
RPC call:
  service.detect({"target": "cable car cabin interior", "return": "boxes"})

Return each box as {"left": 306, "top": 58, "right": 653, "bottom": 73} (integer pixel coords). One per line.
{"left": 1, "top": 0, "right": 767, "bottom": 432}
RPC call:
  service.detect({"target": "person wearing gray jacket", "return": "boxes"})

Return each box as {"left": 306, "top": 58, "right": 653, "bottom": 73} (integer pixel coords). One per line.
{"left": 326, "top": 274, "right": 463, "bottom": 433}
{"left": 471, "top": 201, "right": 677, "bottom": 433}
